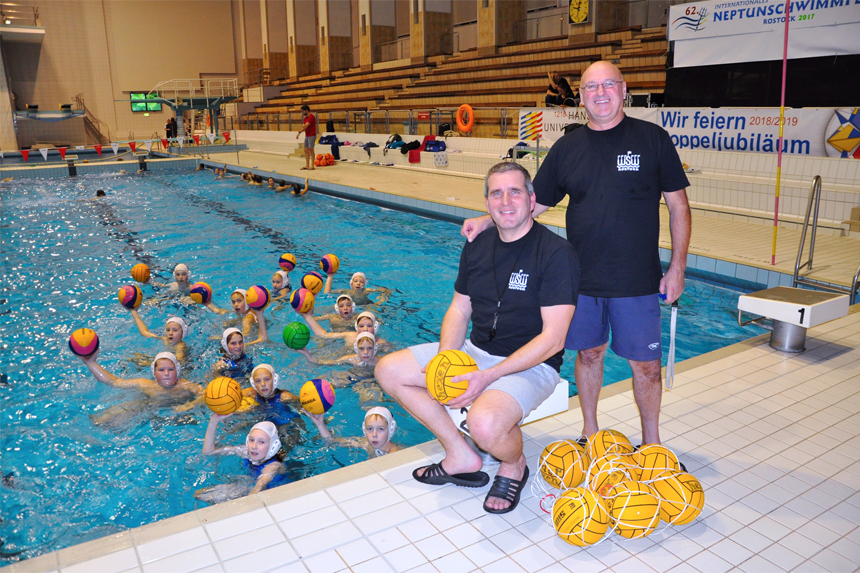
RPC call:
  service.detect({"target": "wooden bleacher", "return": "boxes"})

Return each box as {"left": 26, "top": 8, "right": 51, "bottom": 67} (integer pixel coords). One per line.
{"left": 244, "top": 26, "right": 669, "bottom": 123}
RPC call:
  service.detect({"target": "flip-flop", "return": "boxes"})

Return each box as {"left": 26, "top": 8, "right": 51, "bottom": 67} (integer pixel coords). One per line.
{"left": 483, "top": 465, "right": 530, "bottom": 514}
{"left": 412, "top": 462, "right": 489, "bottom": 488}
{"left": 300, "top": 167, "right": 308, "bottom": 170}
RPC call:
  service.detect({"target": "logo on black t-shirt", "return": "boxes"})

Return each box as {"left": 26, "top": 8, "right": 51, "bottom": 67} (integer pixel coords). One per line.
{"left": 509, "top": 269, "right": 529, "bottom": 291}
{"left": 617, "top": 151, "right": 640, "bottom": 172}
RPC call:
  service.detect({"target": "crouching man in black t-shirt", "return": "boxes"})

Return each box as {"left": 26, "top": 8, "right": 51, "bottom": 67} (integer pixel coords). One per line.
{"left": 375, "top": 163, "right": 580, "bottom": 514}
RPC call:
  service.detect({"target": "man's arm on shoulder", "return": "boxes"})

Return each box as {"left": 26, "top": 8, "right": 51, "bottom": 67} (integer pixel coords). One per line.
{"left": 446, "top": 304, "right": 574, "bottom": 409}
{"left": 438, "top": 292, "right": 472, "bottom": 353}
{"left": 660, "top": 189, "right": 691, "bottom": 303}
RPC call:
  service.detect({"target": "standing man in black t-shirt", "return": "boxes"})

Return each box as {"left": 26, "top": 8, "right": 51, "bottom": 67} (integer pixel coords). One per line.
{"left": 376, "top": 163, "right": 579, "bottom": 515}
{"left": 463, "top": 62, "right": 691, "bottom": 448}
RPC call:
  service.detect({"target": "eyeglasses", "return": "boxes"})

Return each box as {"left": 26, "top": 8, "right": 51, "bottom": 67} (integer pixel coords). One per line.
{"left": 582, "top": 79, "right": 621, "bottom": 92}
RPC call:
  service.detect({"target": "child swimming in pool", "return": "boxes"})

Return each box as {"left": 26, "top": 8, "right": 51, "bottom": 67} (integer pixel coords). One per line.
{"left": 196, "top": 415, "right": 289, "bottom": 503}
{"left": 79, "top": 350, "right": 200, "bottom": 396}
{"left": 297, "top": 310, "right": 389, "bottom": 351}
{"left": 147, "top": 263, "right": 192, "bottom": 293}
{"left": 271, "top": 271, "right": 291, "bottom": 301}
{"left": 324, "top": 271, "right": 391, "bottom": 306}
{"left": 308, "top": 407, "right": 400, "bottom": 457}
{"left": 241, "top": 364, "right": 300, "bottom": 421}
{"left": 127, "top": 308, "right": 188, "bottom": 363}
{"left": 211, "top": 289, "right": 263, "bottom": 336}
{"left": 295, "top": 332, "right": 381, "bottom": 400}
{"left": 213, "top": 324, "right": 267, "bottom": 381}
{"left": 78, "top": 350, "right": 203, "bottom": 426}
{"left": 313, "top": 294, "right": 356, "bottom": 331}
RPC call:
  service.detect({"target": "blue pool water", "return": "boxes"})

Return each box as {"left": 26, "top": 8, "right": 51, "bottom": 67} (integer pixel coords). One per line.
{"left": 0, "top": 170, "right": 763, "bottom": 563}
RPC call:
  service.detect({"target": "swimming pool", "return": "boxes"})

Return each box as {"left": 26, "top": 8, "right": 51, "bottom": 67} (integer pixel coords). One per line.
{"left": 0, "top": 169, "right": 763, "bottom": 563}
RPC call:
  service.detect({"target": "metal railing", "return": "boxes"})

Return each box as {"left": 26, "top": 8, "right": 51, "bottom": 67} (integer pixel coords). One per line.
{"left": 792, "top": 175, "right": 860, "bottom": 305}
{"left": 147, "top": 78, "right": 239, "bottom": 106}
{"left": 377, "top": 37, "right": 410, "bottom": 63}
{"left": 513, "top": 14, "right": 568, "bottom": 43}
{"left": 72, "top": 93, "right": 111, "bottom": 144}
{"left": 236, "top": 106, "right": 523, "bottom": 139}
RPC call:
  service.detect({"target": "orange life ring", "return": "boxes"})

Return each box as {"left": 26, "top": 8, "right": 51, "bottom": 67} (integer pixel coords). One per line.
{"left": 456, "top": 104, "right": 474, "bottom": 133}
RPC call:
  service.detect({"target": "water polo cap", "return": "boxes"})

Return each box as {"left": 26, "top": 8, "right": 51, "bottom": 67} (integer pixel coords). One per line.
{"left": 246, "top": 421, "right": 282, "bottom": 465}
{"left": 275, "top": 270, "right": 291, "bottom": 288}
{"left": 335, "top": 294, "right": 356, "bottom": 313}
{"left": 351, "top": 272, "right": 367, "bottom": 286}
{"left": 354, "top": 332, "right": 378, "bottom": 363}
{"left": 151, "top": 352, "right": 181, "bottom": 379}
{"left": 174, "top": 263, "right": 190, "bottom": 277}
{"left": 221, "top": 328, "right": 243, "bottom": 356}
{"left": 231, "top": 288, "right": 248, "bottom": 312}
{"left": 250, "top": 364, "right": 280, "bottom": 397}
{"left": 165, "top": 316, "right": 188, "bottom": 339}
{"left": 354, "top": 311, "right": 380, "bottom": 334}
{"left": 364, "top": 406, "right": 396, "bottom": 455}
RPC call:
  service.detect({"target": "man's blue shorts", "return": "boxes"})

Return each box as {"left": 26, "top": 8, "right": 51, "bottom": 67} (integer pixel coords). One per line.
{"left": 565, "top": 294, "right": 662, "bottom": 362}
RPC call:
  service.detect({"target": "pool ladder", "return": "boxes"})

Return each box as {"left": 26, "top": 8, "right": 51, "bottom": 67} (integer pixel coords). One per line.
{"left": 792, "top": 175, "right": 860, "bottom": 304}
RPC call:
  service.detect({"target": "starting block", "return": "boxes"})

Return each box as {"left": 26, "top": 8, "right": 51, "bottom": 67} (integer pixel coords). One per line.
{"left": 738, "top": 287, "right": 849, "bottom": 352}
{"left": 447, "top": 379, "right": 570, "bottom": 465}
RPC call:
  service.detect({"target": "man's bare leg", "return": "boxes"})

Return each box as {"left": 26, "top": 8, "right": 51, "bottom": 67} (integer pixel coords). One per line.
{"left": 467, "top": 390, "right": 525, "bottom": 512}
{"left": 630, "top": 358, "right": 662, "bottom": 445}
{"left": 575, "top": 343, "right": 608, "bottom": 438}
{"left": 375, "top": 350, "right": 482, "bottom": 475}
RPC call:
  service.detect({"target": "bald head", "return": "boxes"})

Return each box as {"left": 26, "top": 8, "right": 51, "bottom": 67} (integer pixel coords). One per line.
{"left": 580, "top": 61, "right": 627, "bottom": 131}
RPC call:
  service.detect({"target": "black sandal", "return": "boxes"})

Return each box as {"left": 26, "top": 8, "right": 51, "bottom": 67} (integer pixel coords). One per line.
{"left": 483, "top": 465, "right": 530, "bottom": 514}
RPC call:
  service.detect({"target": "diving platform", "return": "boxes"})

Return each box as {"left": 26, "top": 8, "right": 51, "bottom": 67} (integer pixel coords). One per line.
{"left": 147, "top": 78, "right": 239, "bottom": 134}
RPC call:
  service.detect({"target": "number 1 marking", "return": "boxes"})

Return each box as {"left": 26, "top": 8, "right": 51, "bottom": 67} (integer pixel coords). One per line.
{"left": 798, "top": 308, "right": 805, "bottom": 325}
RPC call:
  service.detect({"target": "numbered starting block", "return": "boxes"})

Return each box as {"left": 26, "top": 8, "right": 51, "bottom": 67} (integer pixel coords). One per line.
{"left": 738, "top": 287, "right": 849, "bottom": 352}
{"left": 447, "top": 379, "right": 570, "bottom": 465}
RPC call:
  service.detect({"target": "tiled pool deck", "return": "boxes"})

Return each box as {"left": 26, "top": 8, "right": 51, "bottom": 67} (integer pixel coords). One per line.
{"left": 6, "top": 153, "right": 860, "bottom": 572}
{"left": 13, "top": 308, "right": 860, "bottom": 573}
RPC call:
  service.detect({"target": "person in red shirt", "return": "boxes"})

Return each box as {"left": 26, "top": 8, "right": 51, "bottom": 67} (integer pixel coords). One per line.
{"left": 296, "top": 104, "right": 317, "bottom": 170}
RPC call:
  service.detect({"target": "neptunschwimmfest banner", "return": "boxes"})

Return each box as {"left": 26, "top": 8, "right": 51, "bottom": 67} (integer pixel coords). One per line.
{"left": 517, "top": 107, "right": 860, "bottom": 159}
{"left": 667, "top": 0, "right": 860, "bottom": 67}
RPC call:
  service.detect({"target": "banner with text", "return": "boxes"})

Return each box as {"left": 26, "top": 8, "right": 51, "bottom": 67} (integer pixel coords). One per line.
{"left": 518, "top": 107, "right": 860, "bottom": 159}
{"left": 667, "top": 0, "right": 860, "bottom": 67}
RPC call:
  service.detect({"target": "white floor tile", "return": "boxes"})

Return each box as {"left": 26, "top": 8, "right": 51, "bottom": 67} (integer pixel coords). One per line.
{"left": 351, "top": 556, "right": 397, "bottom": 573}
{"left": 461, "top": 539, "right": 507, "bottom": 569}
{"left": 354, "top": 501, "right": 423, "bottom": 536}
{"left": 142, "top": 545, "right": 219, "bottom": 573}
{"left": 214, "top": 524, "right": 287, "bottom": 561}
{"left": 509, "top": 545, "right": 556, "bottom": 572}
{"left": 136, "top": 527, "right": 210, "bottom": 564}
{"left": 397, "top": 517, "right": 438, "bottom": 543}
{"left": 204, "top": 508, "right": 275, "bottom": 541}
{"left": 279, "top": 505, "right": 348, "bottom": 539}
{"left": 339, "top": 487, "right": 405, "bottom": 519}
{"left": 442, "top": 522, "right": 486, "bottom": 550}
{"left": 414, "top": 533, "right": 457, "bottom": 561}
{"left": 384, "top": 544, "right": 428, "bottom": 573}
{"left": 489, "top": 528, "right": 534, "bottom": 555}
{"left": 334, "top": 538, "right": 378, "bottom": 566}
{"left": 425, "top": 507, "right": 468, "bottom": 532}
{"left": 63, "top": 548, "right": 139, "bottom": 573}
{"left": 268, "top": 490, "right": 334, "bottom": 522}
{"left": 808, "top": 547, "right": 857, "bottom": 571}
{"left": 480, "top": 556, "right": 528, "bottom": 572}
{"left": 326, "top": 474, "right": 390, "bottom": 503}
{"left": 432, "top": 550, "right": 478, "bottom": 573}
{"left": 302, "top": 550, "right": 347, "bottom": 573}
{"left": 291, "top": 521, "right": 362, "bottom": 558}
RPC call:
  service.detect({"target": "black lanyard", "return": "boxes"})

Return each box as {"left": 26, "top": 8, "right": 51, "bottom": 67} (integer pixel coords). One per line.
{"left": 489, "top": 230, "right": 533, "bottom": 341}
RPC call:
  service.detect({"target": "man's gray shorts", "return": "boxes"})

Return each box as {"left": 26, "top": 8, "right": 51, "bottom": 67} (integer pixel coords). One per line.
{"left": 304, "top": 136, "right": 315, "bottom": 149}
{"left": 410, "top": 340, "right": 559, "bottom": 423}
